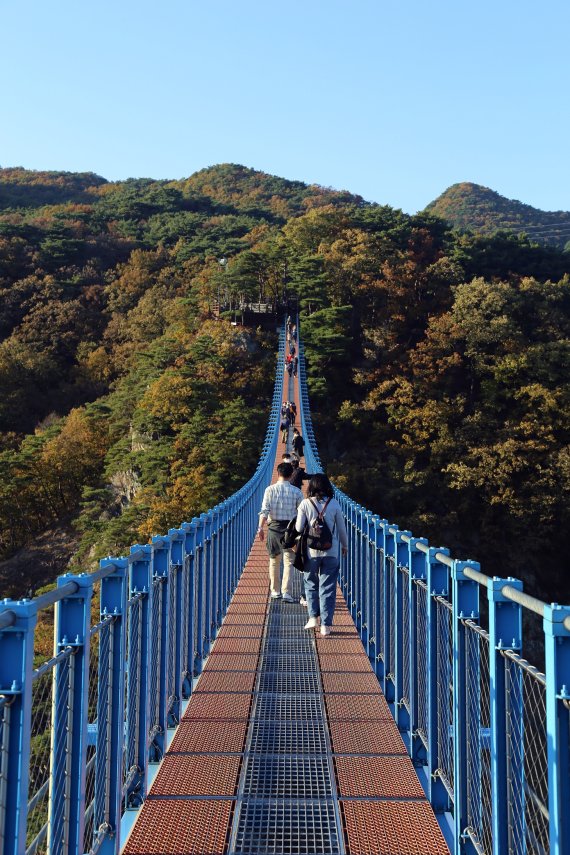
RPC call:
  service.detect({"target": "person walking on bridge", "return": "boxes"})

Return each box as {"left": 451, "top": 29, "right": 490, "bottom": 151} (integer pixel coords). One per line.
{"left": 296, "top": 474, "right": 348, "bottom": 635}
{"left": 258, "top": 462, "right": 303, "bottom": 602}
{"left": 292, "top": 427, "right": 305, "bottom": 458}
{"left": 289, "top": 456, "right": 311, "bottom": 490}
{"left": 280, "top": 412, "right": 291, "bottom": 444}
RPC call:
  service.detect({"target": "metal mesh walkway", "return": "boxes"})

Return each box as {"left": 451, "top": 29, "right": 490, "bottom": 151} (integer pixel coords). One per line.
{"left": 123, "top": 373, "right": 449, "bottom": 855}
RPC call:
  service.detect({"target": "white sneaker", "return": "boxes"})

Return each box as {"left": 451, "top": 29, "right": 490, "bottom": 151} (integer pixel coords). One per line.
{"left": 281, "top": 593, "right": 294, "bottom": 602}
{"left": 270, "top": 591, "right": 281, "bottom": 599}
{"left": 300, "top": 597, "right": 307, "bottom": 607}
{"left": 304, "top": 617, "right": 319, "bottom": 630}
{"left": 320, "top": 625, "right": 331, "bottom": 636}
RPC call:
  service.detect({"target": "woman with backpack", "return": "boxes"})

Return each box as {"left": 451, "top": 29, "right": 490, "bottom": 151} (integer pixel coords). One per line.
{"left": 295, "top": 474, "right": 348, "bottom": 636}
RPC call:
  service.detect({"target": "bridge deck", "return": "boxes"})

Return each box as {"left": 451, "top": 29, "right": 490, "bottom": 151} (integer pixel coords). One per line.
{"left": 123, "top": 375, "right": 449, "bottom": 855}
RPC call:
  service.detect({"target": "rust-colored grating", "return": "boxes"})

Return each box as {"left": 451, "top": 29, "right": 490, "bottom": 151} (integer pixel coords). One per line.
{"left": 341, "top": 801, "right": 450, "bottom": 854}
{"left": 318, "top": 655, "right": 374, "bottom": 673}
{"left": 204, "top": 654, "right": 260, "bottom": 671}
{"left": 330, "top": 614, "right": 357, "bottom": 625}
{"left": 233, "top": 589, "right": 268, "bottom": 597}
{"left": 123, "top": 799, "right": 234, "bottom": 854}
{"left": 329, "top": 721, "right": 407, "bottom": 755}
{"left": 194, "top": 671, "right": 256, "bottom": 694}
{"left": 169, "top": 720, "right": 248, "bottom": 754}
{"left": 222, "top": 615, "right": 266, "bottom": 626}
{"left": 230, "top": 595, "right": 268, "bottom": 604}
{"left": 325, "top": 694, "right": 392, "bottom": 721}
{"left": 335, "top": 756, "right": 425, "bottom": 799}
{"left": 323, "top": 626, "right": 359, "bottom": 637}
{"left": 225, "top": 604, "right": 268, "bottom": 615}
{"left": 216, "top": 624, "right": 265, "bottom": 639}
{"left": 321, "top": 672, "right": 382, "bottom": 694}
{"left": 184, "top": 693, "right": 252, "bottom": 720}
{"left": 210, "top": 638, "right": 262, "bottom": 655}
{"left": 315, "top": 638, "right": 366, "bottom": 654}
{"left": 149, "top": 754, "right": 241, "bottom": 796}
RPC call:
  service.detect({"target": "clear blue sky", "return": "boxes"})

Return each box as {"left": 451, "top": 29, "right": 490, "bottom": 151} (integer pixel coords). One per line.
{"left": 1, "top": 0, "right": 568, "bottom": 214}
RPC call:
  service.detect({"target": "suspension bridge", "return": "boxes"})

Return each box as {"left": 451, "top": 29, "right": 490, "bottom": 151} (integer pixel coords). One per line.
{"left": 1, "top": 323, "right": 569, "bottom": 855}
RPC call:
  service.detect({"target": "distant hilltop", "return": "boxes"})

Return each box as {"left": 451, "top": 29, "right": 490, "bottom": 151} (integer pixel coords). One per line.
{"left": 425, "top": 182, "right": 570, "bottom": 250}
{"left": 1, "top": 166, "right": 569, "bottom": 250}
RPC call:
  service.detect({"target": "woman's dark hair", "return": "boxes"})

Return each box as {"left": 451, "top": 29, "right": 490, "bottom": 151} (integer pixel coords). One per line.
{"left": 307, "top": 473, "right": 334, "bottom": 500}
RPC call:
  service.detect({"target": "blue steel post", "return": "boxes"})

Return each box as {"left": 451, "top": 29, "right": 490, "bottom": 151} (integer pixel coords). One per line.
{"left": 363, "top": 512, "right": 375, "bottom": 654}
{"left": 543, "top": 604, "right": 570, "bottom": 855}
{"left": 372, "top": 519, "right": 387, "bottom": 683}
{"left": 354, "top": 505, "right": 363, "bottom": 631}
{"left": 211, "top": 507, "right": 220, "bottom": 630}
{"left": 168, "top": 530, "right": 184, "bottom": 722}
{"left": 218, "top": 501, "right": 229, "bottom": 615}
{"left": 346, "top": 502, "right": 355, "bottom": 620}
{"left": 0, "top": 601, "right": 37, "bottom": 855}
{"left": 409, "top": 538, "right": 429, "bottom": 765}
{"left": 383, "top": 525, "right": 398, "bottom": 703}
{"left": 151, "top": 537, "right": 170, "bottom": 756}
{"left": 395, "top": 530, "right": 412, "bottom": 733}
{"left": 365, "top": 513, "right": 379, "bottom": 662}
{"left": 232, "top": 498, "right": 240, "bottom": 592}
{"left": 98, "top": 559, "right": 128, "bottom": 855}
{"left": 181, "top": 521, "right": 197, "bottom": 690}
{"left": 426, "top": 547, "right": 450, "bottom": 812}
{"left": 353, "top": 504, "right": 361, "bottom": 626}
{"left": 201, "top": 511, "right": 213, "bottom": 657}
{"left": 487, "top": 576, "right": 523, "bottom": 855}
{"left": 357, "top": 506, "right": 367, "bottom": 637}
{"left": 228, "top": 500, "right": 236, "bottom": 594}
{"left": 50, "top": 573, "right": 94, "bottom": 855}
{"left": 451, "top": 560, "right": 480, "bottom": 855}
{"left": 193, "top": 517, "right": 206, "bottom": 674}
{"left": 128, "top": 544, "right": 152, "bottom": 803}
{"left": 200, "top": 514, "right": 212, "bottom": 660}
{"left": 340, "top": 499, "right": 350, "bottom": 607}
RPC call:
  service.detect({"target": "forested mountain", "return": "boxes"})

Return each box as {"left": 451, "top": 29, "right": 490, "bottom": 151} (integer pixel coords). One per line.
{"left": 1, "top": 164, "right": 569, "bottom": 608}
{"left": 426, "top": 182, "right": 570, "bottom": 250}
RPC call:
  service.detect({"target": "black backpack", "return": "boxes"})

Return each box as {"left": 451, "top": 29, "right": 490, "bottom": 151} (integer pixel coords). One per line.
{"left": 280, "top": 517, "right": 301, "bottom": 549}
{"left": 306, "top": 499, "right": 334, "bottom": 551}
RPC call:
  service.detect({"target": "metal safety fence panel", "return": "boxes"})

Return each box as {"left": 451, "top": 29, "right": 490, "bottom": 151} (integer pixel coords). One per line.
{"left": 401, "top": 566, "right": 411, "bottom": 712}
{"left": 464, "top": 620, "right": 492, "bottom": 855}
{"left": 415, "top": 579, "right": 429, "bottom": 748}
{"left": 436, "top": 597, "right": 454, "bottom": 801}
{"left": 504, "top": 650, "right": 549, "bottom": 855}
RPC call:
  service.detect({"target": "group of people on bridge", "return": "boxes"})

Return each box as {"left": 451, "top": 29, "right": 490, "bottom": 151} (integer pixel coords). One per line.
{"left": 258, "top": 428, "right": 348, "bottom": 636}
{"left": 286, "top": 316, "right": 298, "bottom": 376}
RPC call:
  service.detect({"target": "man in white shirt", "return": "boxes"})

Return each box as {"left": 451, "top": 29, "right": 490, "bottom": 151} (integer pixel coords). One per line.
{"left": 258, "top": 462, "right": 303, "bottom": 601}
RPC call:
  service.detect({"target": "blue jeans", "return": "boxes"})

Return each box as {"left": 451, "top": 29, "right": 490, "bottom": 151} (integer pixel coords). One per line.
{"left": 303, "top": 555, "right": 340, "bottom": 626}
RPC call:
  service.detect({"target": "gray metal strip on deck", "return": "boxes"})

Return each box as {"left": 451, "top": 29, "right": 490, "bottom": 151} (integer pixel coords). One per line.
{"left": 228, "top": 573, "right": 345, "bottom": 855}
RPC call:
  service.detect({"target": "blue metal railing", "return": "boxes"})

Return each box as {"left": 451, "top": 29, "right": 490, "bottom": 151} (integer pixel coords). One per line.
{"left": 297, "top": 338, "right": 570, "bottom": 855}
{"left": 0, "top": 329, "right": 285, "bottom": 855}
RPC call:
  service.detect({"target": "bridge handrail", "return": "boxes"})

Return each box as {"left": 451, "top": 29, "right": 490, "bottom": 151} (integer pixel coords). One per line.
{"left": 297, "top": 333, "right": 570, "bottom": 855}
{"left": 0, "top": 325, "right": 287, "bottom": 855}
{"left": 400, "top": 534, "right": 570, "bottom": 627}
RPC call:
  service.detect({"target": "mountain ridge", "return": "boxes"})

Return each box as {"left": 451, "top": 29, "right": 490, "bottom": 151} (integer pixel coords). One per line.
{"left": 3, "top": 165, "right": 568, "bottom": 251}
